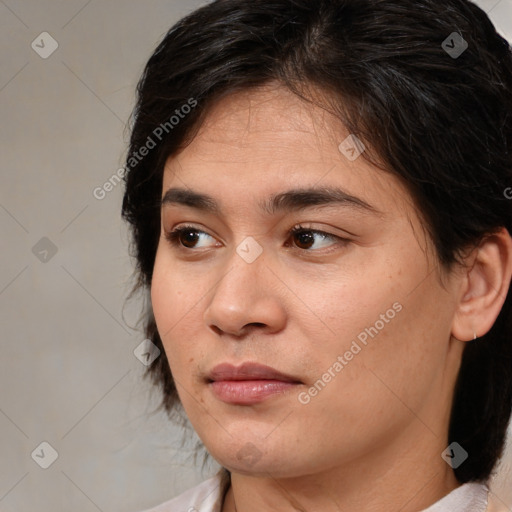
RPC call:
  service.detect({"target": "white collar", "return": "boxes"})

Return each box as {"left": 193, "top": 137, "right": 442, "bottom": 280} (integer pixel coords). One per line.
{"left": 140, "top": 473, "right": 491, "bottom": 512}
{"left": 420, "top": 482, "right": 489, "bottom": 512}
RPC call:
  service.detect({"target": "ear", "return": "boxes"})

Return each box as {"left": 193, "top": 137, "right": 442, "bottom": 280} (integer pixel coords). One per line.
{"left": 451, "top": 227, "right": 512, "bottom": 342}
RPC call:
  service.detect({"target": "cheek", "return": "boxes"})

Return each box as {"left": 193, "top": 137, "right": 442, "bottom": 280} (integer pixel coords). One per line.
{"left": 312, "top": 267, "right": 450, "bottom": 412}
{"left": 151, "top": 248, "right": 192, "bottom": 328}
{"left": 334, "top": 289, "right": 451, "bottom": 421}
{"left": 151, "top": 251, "right": 189, "bottom": 365}
{"left": 318, "top": 270, "right": 402, "bottom": 353}
{"left": 150, "top": 250, "right": 213, "bottom": 383}
{"left": 150, "top": 253, "right": 173, "bottom": 330}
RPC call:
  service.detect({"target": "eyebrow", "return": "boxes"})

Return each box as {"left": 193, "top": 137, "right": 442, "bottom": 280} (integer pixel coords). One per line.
{"left": 161, "top": 186, "right": 381, "bottom": 216}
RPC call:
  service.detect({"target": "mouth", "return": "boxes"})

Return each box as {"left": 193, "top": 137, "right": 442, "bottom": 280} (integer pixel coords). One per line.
{"left": 206, "top": 362, "right": 303, "bottom": 405}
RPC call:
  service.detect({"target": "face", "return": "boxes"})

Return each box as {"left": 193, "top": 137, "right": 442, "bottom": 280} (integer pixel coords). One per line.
{"left": 151, "top": 84, "right": 463, "bottom": 478}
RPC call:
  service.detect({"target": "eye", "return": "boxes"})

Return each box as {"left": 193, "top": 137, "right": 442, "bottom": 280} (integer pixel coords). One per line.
{"left": 164, "top": 225, "right": 217, "bottom": 249}
{"left": 286, "top": 224, "right": 346, "bottom": 251}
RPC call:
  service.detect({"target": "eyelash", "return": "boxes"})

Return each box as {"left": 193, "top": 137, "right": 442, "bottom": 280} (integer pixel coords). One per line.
{"left": 164, "top": 224, "right": 348, "bottom": 253}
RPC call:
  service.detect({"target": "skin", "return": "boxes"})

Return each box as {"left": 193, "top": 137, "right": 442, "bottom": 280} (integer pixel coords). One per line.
{"left": 150, "top": 83, "right": 512, "bottom": 512}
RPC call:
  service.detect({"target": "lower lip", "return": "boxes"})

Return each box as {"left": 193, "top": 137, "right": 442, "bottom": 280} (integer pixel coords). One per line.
{"left": 209, "top": 380, "right": 299, "bottom": 405}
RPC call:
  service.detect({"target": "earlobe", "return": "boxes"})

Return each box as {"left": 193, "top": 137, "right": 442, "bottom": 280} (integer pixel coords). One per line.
{"left": 451, "top": 227, "right": 512, "bottom": 342}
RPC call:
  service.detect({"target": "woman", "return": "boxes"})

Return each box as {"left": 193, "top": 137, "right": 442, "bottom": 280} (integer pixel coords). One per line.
{"left": 121, "top": 0, "right": 512, "bottom": 510}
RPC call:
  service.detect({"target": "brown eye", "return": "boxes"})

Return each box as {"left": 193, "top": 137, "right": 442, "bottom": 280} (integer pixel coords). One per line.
{"left": 178, "top": 229, "right": 200, "bottom": 248}
{"left": 288, "top": 225, "right": 343, "bottom": 252}
{"left": 164, "top": 226, "right": 214, "bottom": 249}
{"left": 292, "top": 230, "right": 316, "bottom": 250}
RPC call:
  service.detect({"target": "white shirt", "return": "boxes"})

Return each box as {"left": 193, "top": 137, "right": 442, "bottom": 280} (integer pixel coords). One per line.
{"left": 139, "top": 471, "right": 505, "bottom": 512}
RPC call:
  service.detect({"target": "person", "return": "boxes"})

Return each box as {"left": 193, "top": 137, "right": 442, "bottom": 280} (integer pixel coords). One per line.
{"left": 121, "top": 0, "right": 512, "bottom": 510}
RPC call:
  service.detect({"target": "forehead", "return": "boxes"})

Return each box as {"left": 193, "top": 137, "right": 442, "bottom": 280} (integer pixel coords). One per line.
{"left": 182, "top": 84, "right": 353, "bottom": 166}
{"left": 162, "top": 83, "right": 415, "bottom": 220}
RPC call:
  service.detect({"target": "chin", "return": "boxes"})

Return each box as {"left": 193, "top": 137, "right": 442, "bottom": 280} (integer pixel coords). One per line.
{"left": 207, "top": 440, "right": 309, "bottom": 479}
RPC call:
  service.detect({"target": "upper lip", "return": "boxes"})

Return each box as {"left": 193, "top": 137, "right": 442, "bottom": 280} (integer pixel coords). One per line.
{"left": 207, "top": 362, "right": 301, "bottom": 383}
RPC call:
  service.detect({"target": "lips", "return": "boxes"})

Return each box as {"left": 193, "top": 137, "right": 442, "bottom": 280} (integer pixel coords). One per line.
{"left": 207, "top": 362, "right": 302, "bottom": 405}
{"left": 207, "top": 362, "right": 301, "bottom": 383}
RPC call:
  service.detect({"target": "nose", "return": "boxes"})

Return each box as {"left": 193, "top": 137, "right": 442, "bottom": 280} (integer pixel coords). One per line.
{"left": 203, "top": 249, "right": 287, "bottom": 338}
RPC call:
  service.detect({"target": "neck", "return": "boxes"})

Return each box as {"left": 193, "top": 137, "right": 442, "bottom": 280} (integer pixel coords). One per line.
{"left": 222, "top": 430, "right": 461, "bottom": 512}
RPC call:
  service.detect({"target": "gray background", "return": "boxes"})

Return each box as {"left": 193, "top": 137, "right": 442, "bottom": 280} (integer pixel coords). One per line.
{"left": 1, "top": 1, "right": 511, "bottom": 511}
